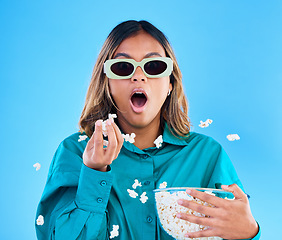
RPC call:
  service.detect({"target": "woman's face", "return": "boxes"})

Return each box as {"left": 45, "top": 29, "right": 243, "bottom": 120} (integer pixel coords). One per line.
{"left": 108, "top": 31, "right": 172, "bottom": 131}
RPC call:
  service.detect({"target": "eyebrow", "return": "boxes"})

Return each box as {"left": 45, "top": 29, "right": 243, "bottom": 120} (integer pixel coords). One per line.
{"left": 113, "top": 53, "right": 131, "bottom": 59}
{"left": 113, "top": 52, "right": 163, "bottom": 59}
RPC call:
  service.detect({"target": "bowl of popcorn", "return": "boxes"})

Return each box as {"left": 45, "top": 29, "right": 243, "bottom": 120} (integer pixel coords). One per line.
{"left": 153, "top": 187, "right": 234, "bottom": 240}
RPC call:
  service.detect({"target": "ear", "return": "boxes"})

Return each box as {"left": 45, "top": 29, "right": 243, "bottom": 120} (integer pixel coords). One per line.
{"left": 169, "top": 82, "right": 173, "bottom": 92}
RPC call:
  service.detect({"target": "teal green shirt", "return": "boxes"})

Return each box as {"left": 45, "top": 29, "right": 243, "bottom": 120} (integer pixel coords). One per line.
{"left": 36, "top": 123, "right": 260, "bottom": 239}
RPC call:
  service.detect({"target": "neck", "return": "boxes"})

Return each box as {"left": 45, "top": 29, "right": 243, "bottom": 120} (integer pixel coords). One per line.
{"left": 117, "top": 116, "right": 163, "bottom": 150}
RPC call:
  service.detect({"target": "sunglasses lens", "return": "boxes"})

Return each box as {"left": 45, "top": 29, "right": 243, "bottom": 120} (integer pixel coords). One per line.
{"left": 111, "top": 62, "right": 134, "bottom": 76}
{"left": 144, "top": 60, "right": 167, "bottom": 75}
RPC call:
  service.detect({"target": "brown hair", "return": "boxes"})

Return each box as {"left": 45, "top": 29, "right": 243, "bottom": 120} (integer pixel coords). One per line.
{"left": 79, "top": 20, "right": 191, "bottom": 138}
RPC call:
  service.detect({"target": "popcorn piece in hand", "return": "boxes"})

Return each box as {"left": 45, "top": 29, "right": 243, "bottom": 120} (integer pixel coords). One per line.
{"left": 122, "top": 133, "right": 136, "bottom": 143}
{"left": 227, "top": 134, "right": 240, "bottom": 141}
{"left": 159, "top": 181, "right": 167, "bottom": 189}
{"left": 127, "top": 189, "right": 138, "bottom": 198}
{"left": 33, "top": 163, "right": 41, "bottom": 171}
{"left": 78, "top": 135, "right": 88, "bottom": 142}
{"left": 110, "top": 225, "right": 119, "bottom": 239}
{"left": 36, "top": 215, "right": 44, "bottom": 226}
{"left": 154, "top": 135, "right": 163, "bottom": 148}
{"left": 102, "top": 121, "right": 108, "bottom": 137}
{"left": 199, "top": 119, "right": 213, "bottom": 128}
{"left": 102, "top": 113, "right": 118, "bottom": 137}
{"left": 103, "top": 140, "right": 108, "bottom": 147}
{"left": 140, "top": 192, "right": 148, "bottom": 203}
{"left": 132, "top": 179, "right": 142, "bottom": 189}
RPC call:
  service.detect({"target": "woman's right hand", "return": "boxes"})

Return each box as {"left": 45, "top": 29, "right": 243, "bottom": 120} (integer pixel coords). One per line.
{"left": 83, "top": 118, "right": 124, "bottom": 172}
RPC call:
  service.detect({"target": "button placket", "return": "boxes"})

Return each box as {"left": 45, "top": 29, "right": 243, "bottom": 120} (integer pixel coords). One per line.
{"left": 144, "top": 180, "right": 150, "bottom": 186}
{"left": 100, "top": 180, "right": 107, "bottom": 186}
{"left": 146, "top": 216, "right": 153, "bottom": 223}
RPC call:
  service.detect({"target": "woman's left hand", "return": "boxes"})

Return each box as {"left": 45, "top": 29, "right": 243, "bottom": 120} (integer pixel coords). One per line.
{"left": 177, "top": 184, "right": 259, "bottom": 239}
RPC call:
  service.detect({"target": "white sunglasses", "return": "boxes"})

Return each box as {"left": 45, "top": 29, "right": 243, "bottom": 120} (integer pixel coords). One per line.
{"left": 103, "top": 57, "right": 173, "bottom": 79}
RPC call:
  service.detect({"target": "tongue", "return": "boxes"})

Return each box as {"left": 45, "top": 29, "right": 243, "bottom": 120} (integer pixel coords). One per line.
{"left": 131, "top": 95, "right": 147, "bottom": 108}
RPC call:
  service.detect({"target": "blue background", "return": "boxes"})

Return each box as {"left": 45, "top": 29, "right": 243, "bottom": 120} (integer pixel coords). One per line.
{"left": 1, "top": 1, "right": 281, "bottom": 239}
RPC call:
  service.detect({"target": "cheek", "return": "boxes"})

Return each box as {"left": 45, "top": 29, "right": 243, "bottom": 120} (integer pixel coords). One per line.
{"left": 108, "top": 80, "right": 114, "bottom": 94}
{"left": 108, "top": 80, "right": 127, "bottom": 105}
{"left": 152, "top": 79, "right": 170, "bottom": 99}
{"left": 108, "top": 80, "right": 119, "bottom": 98}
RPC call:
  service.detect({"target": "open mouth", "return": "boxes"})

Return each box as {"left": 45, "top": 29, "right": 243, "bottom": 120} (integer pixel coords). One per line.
{"left": 129, "top": 90, "right": 148, "bottom": 113}
{"left": 131, "top": 92, "right": 147, "bottom": 108}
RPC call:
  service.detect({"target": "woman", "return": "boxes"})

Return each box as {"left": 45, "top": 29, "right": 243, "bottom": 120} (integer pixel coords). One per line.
{"left": 36, "top": 20, "right": 260, "bottom": 239}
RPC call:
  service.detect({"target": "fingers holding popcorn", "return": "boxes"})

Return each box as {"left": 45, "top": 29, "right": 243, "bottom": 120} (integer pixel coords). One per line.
{"left": 83, "top": 118, "right": 123, "bottom": 172}
{"left": 184, "top": 189, "right": 227, "bottom": 208}
{"left": 177, "top": 198, "right": 218, "bottom": 218}
{"left": 184, "top": 228, "right": 218, "bottom": 239}
{"left": 111, "top": 121, "right": 124, "bottom": 159}
{"left": 221, "top": 183, "right": 249, "bottom": 202}
{"left": 176, "top": 186, "right": 258, "bottom": 239}
{"left": 105, "top": 119, "right": 119, "bottom": 161}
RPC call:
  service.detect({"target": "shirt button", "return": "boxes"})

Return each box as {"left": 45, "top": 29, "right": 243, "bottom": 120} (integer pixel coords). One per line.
{"left": 144, "top": 181, "right": 150, "bottom": 186}
{"left": 146, "top": 216, "right": 153, "bottom": 223}
{"left": 100, "top": 180, "right": 107, "bottom": 186}
{"left": 97, "top": 197, "right": 103, "bottom": 203}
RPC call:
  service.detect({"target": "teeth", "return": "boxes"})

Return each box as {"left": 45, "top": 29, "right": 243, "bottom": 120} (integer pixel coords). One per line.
{"left": 135, "top": 92, "right": 143, "bottom": 94}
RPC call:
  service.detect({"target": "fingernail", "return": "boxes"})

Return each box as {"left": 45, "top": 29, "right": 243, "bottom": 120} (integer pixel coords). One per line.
{"left": 185, "top": 234, "right": 190, "bottom": 237}
{"left": 177, "top": 199, "right": 183, "bottom": 205}
{"left": 96, "top": 120, "right": 102, "bottom": 126}
{"left": 186, "top": 189, "right": 191, "bottom": 194}
{"left": 107, "top": 119, "right": 112, "bottom": 125}
{"left": 176, "top": 213, "right": 181, "bottom": 218}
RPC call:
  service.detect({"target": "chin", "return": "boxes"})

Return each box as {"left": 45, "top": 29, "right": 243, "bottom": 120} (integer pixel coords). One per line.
{"left": 130, "top": 112, "right": 161, "bottom": 128}
{"left": 116, "top": 106, "right": 161, "bottom": 129}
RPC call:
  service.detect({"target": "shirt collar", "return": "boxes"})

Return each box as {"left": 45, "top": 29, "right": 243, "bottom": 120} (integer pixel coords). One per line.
{"left": 162, "top": 122, "right": 189, "bottom": 146}
{"left": 122, "top": 121, "right": 189, "bottom": 153}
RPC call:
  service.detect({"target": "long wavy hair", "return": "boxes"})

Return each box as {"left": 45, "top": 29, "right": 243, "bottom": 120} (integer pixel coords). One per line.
{"left": 79, "top": 20, "right": 191, "bottom": 138}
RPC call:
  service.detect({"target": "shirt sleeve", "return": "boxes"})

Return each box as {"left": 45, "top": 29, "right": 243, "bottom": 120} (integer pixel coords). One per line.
{"left": 248, "top": 222, "right": 261, "bottom": 240}
{"left": 35, "top": 135, "right": 113, "bottom": 240}
{"left": 207, "top": 143, "right": 261, "bottom": 240}
{"left": 207, "top": 144, "right": 243, "bottom": 189}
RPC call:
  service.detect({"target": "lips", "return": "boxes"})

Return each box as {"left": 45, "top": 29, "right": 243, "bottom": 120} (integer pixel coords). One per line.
{"left": 130, "top": 88, "right": 148, "bottom": 113}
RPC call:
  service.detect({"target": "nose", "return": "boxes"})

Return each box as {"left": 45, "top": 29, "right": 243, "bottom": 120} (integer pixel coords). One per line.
{"left": 131, "top": 66, "right": 147, "bottom": 82}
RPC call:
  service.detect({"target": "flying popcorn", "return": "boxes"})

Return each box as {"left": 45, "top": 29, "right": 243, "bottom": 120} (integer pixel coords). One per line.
{"left": 154, "top": 135, "right": 163, "bottom": 148}
{"left": 199, "top": 119, "right": 213, "bottom": 128}
{"left": 108, "top": 113, "right": 117, "bottom": 120}
{"left": 132, "top": 179, "right": 142, "bottom": 189}
{"left": 33, "top": 163, "right": 41, "bottom": 171}
{"left": 122, "top": 133, "right": 136, "bottom": 143}
{"left": 78, "top": 135, "right": 88, "bottom": 142}
{"left": 36, "top": 215, "right": 44, "bottom": 226}
{"left": 140, "top": 192, "right": 148, "bottom": 204}
{"left": 206, "top": 119, "right": 213, "bottom": 124}
{"left": 110, "top": 225, "right": 119, "bottom": 239}
{"left": 227, "top": 134, "right": 240, "bottom": 141}
{"left": 159, "top": 182, "right": 167, "bottom": 189}
{"left": 127, "top": 189, "right": 138, "bottom": 198}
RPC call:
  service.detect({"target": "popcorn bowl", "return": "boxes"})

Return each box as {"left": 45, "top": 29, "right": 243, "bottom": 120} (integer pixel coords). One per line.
{"left": 153, "top": 187, "right": 234, "bottom": 240}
